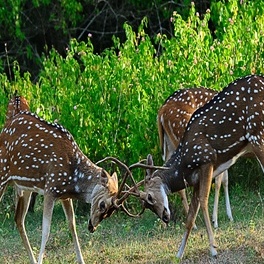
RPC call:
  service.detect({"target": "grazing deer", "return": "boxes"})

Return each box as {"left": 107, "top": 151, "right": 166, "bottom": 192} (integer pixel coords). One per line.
{"left": 0, "top": 104, "right": 119, "bottom": 264}
{"left": 139, "top": 75, "right": 264, "bottom": 258}
{"left": 158, "top": 87, "right": 233, "bottom": 227}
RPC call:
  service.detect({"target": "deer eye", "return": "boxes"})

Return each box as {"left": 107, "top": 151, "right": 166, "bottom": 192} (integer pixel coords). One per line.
{"left": 147, "top": 194, "right": 154, "bottom": 204}
{"left": 99, "top": 201, "right": 106, "bottom": 212}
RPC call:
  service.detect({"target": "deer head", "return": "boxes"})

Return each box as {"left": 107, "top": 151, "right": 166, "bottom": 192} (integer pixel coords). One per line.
{"left": 88, "top": 156, "right": 149, "bottom": 232}
{"left": 88, "top": 170, "right": 118, "bottom": 232}
{"left": 138, "top": 154, "right": 171, "bottom": 223}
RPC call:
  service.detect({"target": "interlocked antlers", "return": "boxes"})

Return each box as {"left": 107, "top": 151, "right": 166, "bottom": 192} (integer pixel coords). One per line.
{"left": 96, "top": 156, "right": 168, "bottom": 218}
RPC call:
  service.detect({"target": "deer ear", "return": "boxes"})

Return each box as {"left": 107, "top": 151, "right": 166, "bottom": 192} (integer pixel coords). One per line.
{"left": 147, "top": 154, "right": 154, "bottom": 165}
{"left": 111, "top": 172, "right": 118, "bottom": 185}
{"left": 109, "top": 172, "right": 118, "bottom": 194}
{"left": 100, "top": 170, "right": 118, "bottom": 195}
{"left": 146, "top": 154, "right": 154, "bottom": 181}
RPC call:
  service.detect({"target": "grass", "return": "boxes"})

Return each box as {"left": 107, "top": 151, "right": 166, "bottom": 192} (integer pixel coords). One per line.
{"left": 0, "top": 186, "right": 264, "bottom": 263}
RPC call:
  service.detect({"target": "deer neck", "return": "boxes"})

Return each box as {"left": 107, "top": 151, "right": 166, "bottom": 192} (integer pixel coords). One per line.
{"left": 153, "top": 155, "right": 197, "bottom": 196}
{"left": 66, "top": 146, "right": 102, "bottom": 202}
{"left": 159, "top": 146, "right": 194, "bottom": 194}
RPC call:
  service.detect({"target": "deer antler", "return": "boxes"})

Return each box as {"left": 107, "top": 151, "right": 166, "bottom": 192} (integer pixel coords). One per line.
{"left": 96, "top": 156, "right": 138, "bottom": 197}
{"left": 115, "top": 159, "right": 170, "bottom": 216}
{"left": 114, "top": 179, "right": 146, "bottom": 217}
{"left": 96, "top": 156, "right": 170, "bottom": 218}
{"left": 96, "top": 157, "right": 143, "bottom": 217}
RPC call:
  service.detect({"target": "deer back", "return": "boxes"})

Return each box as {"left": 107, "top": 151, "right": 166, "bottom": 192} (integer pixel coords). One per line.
{"left": 175, "top": 75, "right": 264, "bottom": 181}
{"left": 157, "top": 87, "right": 217, "bottom": 161}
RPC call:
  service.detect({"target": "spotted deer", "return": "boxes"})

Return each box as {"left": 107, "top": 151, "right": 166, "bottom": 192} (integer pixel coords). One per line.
{"left": 138, "top": 75, "right": 264, "bottom": 258}
{"left": 158, "top": 87, "right": 233, "bottom": 227}
{"left": 0, "top": 105, "right": 119, "bottom": 264}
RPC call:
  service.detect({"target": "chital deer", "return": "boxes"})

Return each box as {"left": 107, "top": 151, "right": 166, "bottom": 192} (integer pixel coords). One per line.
{"left": 138, "top": 75, "right": 264, "bottom": 258}
{"left": 158, "top": 87, "right": 233, "bottom": 227}
{"left": 0, "top": 106, "right": 119, "bottom": 264}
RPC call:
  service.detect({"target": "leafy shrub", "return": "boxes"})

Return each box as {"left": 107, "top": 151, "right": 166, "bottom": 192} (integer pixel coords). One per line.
{"left": 0, "top": 0, "right": 263, "bottom": 186}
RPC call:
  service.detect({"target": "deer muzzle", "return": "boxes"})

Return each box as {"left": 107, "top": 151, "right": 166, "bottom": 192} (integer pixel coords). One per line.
{"left": 88, "top": 219, "right": 96, "bottom": 233}
{"left": 162, "top": 207, "right": 170, "bottom": 224}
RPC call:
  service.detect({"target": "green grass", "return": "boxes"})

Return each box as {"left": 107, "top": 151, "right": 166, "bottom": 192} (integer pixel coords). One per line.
{"left": 1, "top": 186, "right": 264, "bottom": 263}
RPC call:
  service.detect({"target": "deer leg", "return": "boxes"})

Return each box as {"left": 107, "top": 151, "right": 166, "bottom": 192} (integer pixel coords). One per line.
{"left": 15, "top": 191, "right": 36, "bottom": 264}
{"left": 178, "top": 189, "right": 189, "bottom": 216}
{"left": 28, "top": 192, "right": 38, "bottom": 213}
{"left": 38, "top": 194, "right": 55, "bottom": 264}
{"left": 212, "top": 170, "right": 233, "bottom": 228}
{"left": 212, "top": 172, "right": 222, "bottom": 228}
{"left": 252, "top": 147, "right": 264, "bottom": 173}
{"left": 178, "top": 189, "right": 197, "bottom": 229}
{"left": 61, "top": 199, "right": 85, "bottom": 264}
{"left": 200, "top": 164, "right": 217, "bottom": 257}
{"left": 176, "top": 185, "right": 200, "bottom": 259}
{"left": 0, "top": 184, "right": 7, "bottom": 202}
{"left": 222, "top": 170, "right": 233, "bottom": 222}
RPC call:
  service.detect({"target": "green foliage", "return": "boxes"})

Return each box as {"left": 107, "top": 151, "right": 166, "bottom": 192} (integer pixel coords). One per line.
{"left": 159, "top": 0, "right": 264, "bottom": 90}
{"left": 0, "top": 0, "right": 83, "bottom": 39}
{"left": 0, "top": 0, "right": 263, "bottom": 185}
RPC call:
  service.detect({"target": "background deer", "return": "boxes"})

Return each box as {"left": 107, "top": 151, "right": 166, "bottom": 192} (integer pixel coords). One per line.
{"left": 0, "top": 99, "right": 119, "bottom": 264}
{"left": 5, "top": 94, "right": 38, "bottom": 212}
{"left": 158, "top": 87, "right": 233, "bottom": 227}
{"left": 139, "top": 75, "right": 264, "bottom": 258}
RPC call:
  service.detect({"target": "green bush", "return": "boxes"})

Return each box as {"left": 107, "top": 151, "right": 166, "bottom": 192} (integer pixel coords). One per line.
{"left": 0, "top": 0, "right": 263, "bottom": 185}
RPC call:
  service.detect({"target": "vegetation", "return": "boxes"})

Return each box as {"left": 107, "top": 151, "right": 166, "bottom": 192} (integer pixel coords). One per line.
{"left": 1, "top": 0, "right": 264, "bottom": 168}
{"left": 0, "top": 0, "right": 264, "bottom": 263}
{"left": 0, "top": 0, "right": 209, "bottom": 78}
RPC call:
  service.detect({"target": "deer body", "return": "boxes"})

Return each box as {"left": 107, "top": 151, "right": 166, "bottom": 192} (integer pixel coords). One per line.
{"left": 158, "top": 88, "right": 217, "bottom": 161}
{"left": 157, "top": 87, "right": 233, "bottom": 227}
{"left": 141, "top": 75, "right": 264, "bottom": 258}
{"left": 0, "top": 108, "right": 118, "bottom": 264}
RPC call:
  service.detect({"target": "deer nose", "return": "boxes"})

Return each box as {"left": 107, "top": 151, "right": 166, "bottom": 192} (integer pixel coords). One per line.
{"left": 162, "top": 208, "right": 170, "bottom": 224}
{"left": 88, "top": 220, "right": 96, "bottom": 233}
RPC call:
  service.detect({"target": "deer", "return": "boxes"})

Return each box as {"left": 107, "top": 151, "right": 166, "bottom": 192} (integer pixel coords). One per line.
{"left": 137, "top": 75, "right": 264, "bottom": 258}
{"left": 158, "top": 87, "right": 233, "bottom": 228}
{"left": 0, "top": 98, "right": 122, "bottom": 264}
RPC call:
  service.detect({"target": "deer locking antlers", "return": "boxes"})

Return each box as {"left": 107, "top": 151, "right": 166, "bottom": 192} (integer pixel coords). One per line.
{"left": 94, "top": 156, "right": 169, "bottom": 219}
